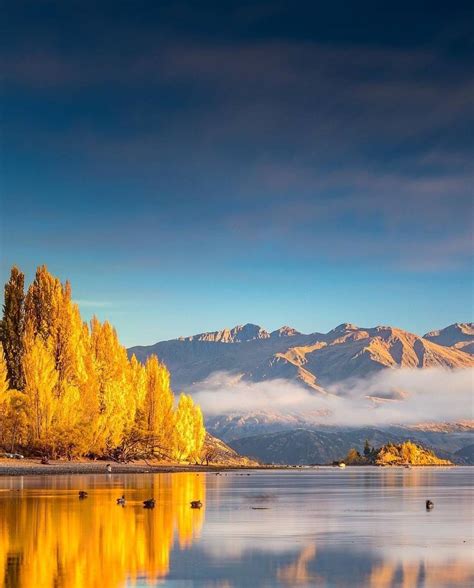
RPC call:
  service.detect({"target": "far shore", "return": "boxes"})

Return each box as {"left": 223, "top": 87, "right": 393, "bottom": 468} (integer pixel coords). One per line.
{"left": 0, "top": 459, "right": 460, "bottom": 476}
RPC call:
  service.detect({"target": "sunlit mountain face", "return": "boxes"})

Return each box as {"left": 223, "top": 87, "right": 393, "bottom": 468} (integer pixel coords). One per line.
{"left": 129, "top": 322, "right": 474, "bottom": 393}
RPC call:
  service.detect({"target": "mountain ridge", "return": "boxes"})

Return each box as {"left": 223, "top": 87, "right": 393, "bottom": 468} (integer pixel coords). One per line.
{"left": 129, "top": 322, "right": 474, "bottom": 392}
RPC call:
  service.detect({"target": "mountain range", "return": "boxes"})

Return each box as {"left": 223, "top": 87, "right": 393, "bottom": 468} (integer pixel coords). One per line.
{"left": 129, "top": 321, "right": 473, "bottom": 392}
{"left": 129, "top": 322, "right": 474, "bottom": 465}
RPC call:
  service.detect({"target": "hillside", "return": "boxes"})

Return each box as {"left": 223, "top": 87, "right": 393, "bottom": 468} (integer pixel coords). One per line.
{"left": 202, "top": 433, "right": 258, "bottom": 466}
{"left": 129, "top": 322, "right": 473, "bottom": 392}
{"left": 228, "top": 426, "right": 473, "bottom": 465}
{"left": 454, "top": 444, "right": 474, "bottom": 465}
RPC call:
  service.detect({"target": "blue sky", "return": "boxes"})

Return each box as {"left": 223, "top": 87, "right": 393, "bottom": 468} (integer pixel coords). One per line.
{"left": 1, "top": 1, "right": 473, "bottom": 346}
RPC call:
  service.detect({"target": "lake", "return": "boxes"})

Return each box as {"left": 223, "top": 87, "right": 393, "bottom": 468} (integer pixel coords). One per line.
{"left": 0, "top": 467, "right": 472, "bottom": 587}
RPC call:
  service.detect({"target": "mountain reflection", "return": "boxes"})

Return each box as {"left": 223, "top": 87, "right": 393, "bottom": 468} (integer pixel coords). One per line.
{"left": 0, "top": 473, "right": 205, "bottom": 588}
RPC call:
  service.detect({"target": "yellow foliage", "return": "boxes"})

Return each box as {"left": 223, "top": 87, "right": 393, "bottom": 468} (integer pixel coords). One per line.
{"left": 22, "top": 330, "right": 59, "bottom": 449}
{"left": 174, "top": 394, "right": 203, "bottom": 462}
{"left": 0, "top": 344, "right": 9, "bottom": 396}
{"left": 375, "top": 441, "right": 452, "bottom": 466}
{"left": 191, "top": 404, "right": 206, "bottom": 463}
{"left": 0, "top": 265, "right": 206, "bottom": 460}
{"left": 142, "top": 355, "right": 175, "bottom": 457}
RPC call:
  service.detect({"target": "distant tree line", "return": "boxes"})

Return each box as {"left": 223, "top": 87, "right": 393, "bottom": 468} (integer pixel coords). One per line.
{"left": 0, "top": 265, "right": 205, "bottom": 461}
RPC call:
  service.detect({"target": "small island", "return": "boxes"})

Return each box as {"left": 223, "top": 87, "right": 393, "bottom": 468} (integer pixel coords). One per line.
{"left": 340, "top": 440, "right": 453, "bottom": 466}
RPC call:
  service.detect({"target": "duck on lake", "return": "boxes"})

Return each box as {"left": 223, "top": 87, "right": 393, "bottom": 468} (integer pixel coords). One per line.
{"left": 106, "top": 464, "right": 112, "bottom": 473}
{"left": 78, "top": 491, "right": 88, "bottom": 499}
{"left": 116, "top": 495, "right": 126, "bottom": 506}
{"left": 426, "top": 500, "right": 434, "bottom": 510}
{"left": 143, "top": 498, "right": 155, "bottom": 509}
{"left": 190, "top": 500, "right": 202, "bottom": 509}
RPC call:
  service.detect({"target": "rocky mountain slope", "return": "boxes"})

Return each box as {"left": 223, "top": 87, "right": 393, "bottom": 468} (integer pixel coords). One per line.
{"left": 424, "top": 323, "right": 474, "bottom": 355}
{"left": 202, "top": 433, "right": 258, "bottom": 465}
{"left": 129, "top": 322, "right": 473, "bottom": 392}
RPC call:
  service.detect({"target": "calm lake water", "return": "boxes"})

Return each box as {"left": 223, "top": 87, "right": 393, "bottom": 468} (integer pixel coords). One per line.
{"left": 0, "top": 467, "right": 472, "bottom": 587}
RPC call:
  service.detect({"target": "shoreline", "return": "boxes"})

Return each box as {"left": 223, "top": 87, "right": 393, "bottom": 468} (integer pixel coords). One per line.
{"left": 0, "top": 458, "right": 274, "bottom": 477}
{"left": 0, "top": 459, "right": 460, "bottom": 476}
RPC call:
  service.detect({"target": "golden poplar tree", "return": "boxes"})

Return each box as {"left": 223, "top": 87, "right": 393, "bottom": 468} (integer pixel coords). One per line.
{"left": 0, "top": 343, "right": 9, "bottom": 395}
{"left": 90, "top": 318, "right": 130, "bottom": 453}
{"left": 0, "top": 342, "right": 27, "bottom": 452}
{"left": 174, "top": 394, "right": 196, "bottom": 461}
{"left": 128, "top": 354, "right": 146, "bottom": 425}
{"left": 22, "top": 326, "right": 59, "bottom": 453}
{"left": 142, "top": 355, "right": 175, "bottom": 458}
{"left": 1, "top": 266, "right": 25, "bottom": 389}
{"left": 191, "top": 404, "right": 205, "bottom": 463}
{"left": 24, "top": 265, "right": 62, "bottom": 343}
{"left": 0, "top": 343, "right": 11, "bottom": 447}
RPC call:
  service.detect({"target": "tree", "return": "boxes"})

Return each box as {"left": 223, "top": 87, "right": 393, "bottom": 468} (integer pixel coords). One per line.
{"left": 0, "top": 343, "right": 9, "bottom": 395}
{"left": 364, "top": 439, "right": 372, "bottom": 458}
{"left": 1, "top": 264, "right": 207, "bottom": 460}
{"left": 24, "top": 265, "right": 62, "bottom": 343}
{"left": 0, "top": 390, "right": 28, "bottom": 453}
{"left": 345, "top": 448, "right": 363, "bottom": 464}
{"left": 89, "top": 318, "right": 130, "bottom": 454}
{"left": 190, "top": 404, "right": 205, "bottom": 463}
{"left": 22, "top": 328, "right": 59, "bottom": 454}
{"left": 1, "top": 267, "right": 25, "bottom": 389}
{"left": 174, "top": 394, "right": 198, "bottom": 462}
{"left": 0, "top": 342, "right": 28, "bottom": 452}
{"left": 141, "top": 355, "right": 175, "bottom": 458}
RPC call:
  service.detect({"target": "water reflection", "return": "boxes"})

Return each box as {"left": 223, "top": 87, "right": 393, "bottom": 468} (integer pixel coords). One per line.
{"left": 0, "top": 468, "right": 472, "bottom": 587}
{"left": 0, "top": 473, "right": 205, "bottom": 587}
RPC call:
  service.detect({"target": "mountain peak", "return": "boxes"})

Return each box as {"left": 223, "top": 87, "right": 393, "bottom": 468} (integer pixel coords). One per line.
{"left": 179, "top": 323, "right": 270, "bottom": 343}
{"left": 331, "top": 322, "right": 359, "bottom": 333}
{"left": 425, "top": 322, "right": 474, "bottom": 338}
{"left": 271, "top": 326, "right": 301, "bottom": 338}
{"left": 233, "top": 323, "right": 271, "bottom": 342}
{"left": 424, "top": 322, "right": 474, "bottom": 354}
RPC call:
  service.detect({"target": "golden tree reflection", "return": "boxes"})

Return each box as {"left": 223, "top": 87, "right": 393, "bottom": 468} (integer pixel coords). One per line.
{"left": 0, "top": 473, "right": 205, "bottom": 588}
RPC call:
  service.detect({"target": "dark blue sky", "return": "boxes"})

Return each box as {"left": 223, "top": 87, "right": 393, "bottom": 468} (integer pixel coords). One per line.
{"left": 1, "top": 1, "right": 473, "bottom": 345}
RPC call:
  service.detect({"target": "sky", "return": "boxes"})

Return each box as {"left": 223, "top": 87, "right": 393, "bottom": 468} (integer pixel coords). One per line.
{"left": 1, "top": 0, "right": 473, "bottom": 347}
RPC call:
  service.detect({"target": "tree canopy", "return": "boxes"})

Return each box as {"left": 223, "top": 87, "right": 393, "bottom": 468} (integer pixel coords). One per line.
{"left": 0, "top": 265, "right": 205, "bottom": 461}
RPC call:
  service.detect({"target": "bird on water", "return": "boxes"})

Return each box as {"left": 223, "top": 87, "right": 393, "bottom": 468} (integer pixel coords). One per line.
{"left": 78, "top": 491, "right": 88, "bottom": 499}
{"left": 190, "top": 500, "right": 202, "bottom": 509}
{"left": 117, "top": 495, "right": 126, "bottom": 506}
{"left": 143, "top": 498, "right": 155, "bottom": 509}
{"left": 426, "top": 500, "right": 434, "bottom": 510}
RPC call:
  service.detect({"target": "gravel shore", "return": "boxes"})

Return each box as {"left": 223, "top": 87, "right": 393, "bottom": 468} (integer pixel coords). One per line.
{"left": 0, "top": 458, "right": 266, "bottom": 476}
